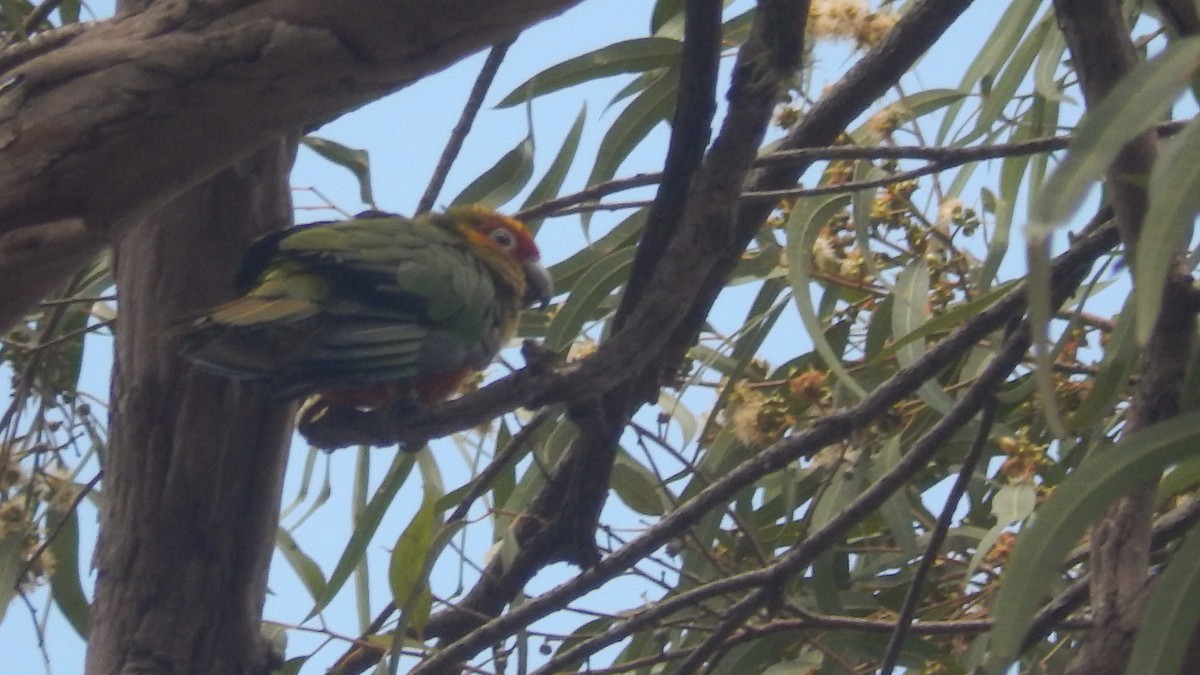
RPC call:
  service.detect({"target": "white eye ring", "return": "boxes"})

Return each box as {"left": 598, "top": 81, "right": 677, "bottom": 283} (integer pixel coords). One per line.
{"left": 490, "top": 228, "right": 517, "bottom": 250}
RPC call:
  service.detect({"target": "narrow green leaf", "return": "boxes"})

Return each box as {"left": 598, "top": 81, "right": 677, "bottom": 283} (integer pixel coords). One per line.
{"left": 708, "top": 633, "right": 801, "bottom": 675}
{"left": 964, "top": 481, "right": 1036, "bottom": 585}
{"left": 650, "top": 0, "right": 685, "bottom": 34}
{"left": 544, "top": 246, "right": 636, "bottom": 351}
{"left": 1135, "top": 115, "right": 1200, "bottom": 344}
{"left": 1126, "top": 527, "right": 1200, "bottom": 675}
{"left": 893, "top": 259, "right": 956, "bottom": 414}
{"left": 1158, "top": 454, "right": 1200, "bottom": 506}
{"left": 1029, "top": 37, "right": 1200, "bottom": 234}
{"left": 784, "top": 193, "right": 867, "bottom": 398}
{"left": 585, "top": 67, "right": 677, "bottom": 188}
{"left": 451, "top": 132, "right": 535, "bottom": 208}
{"left": 555, "top": 617, "right": 615, "bottom": 671}
{"left": 875, "top": 437, "right": 919, "bottom": 560}
{"left": 276, "top": 528, "right": 327, "bottom": 602}
{"left": 0, "top": 530, "right": 25, "bottom": 625}
{"left": 521, "top": 104, "right": 586, "bottom": 231}
{"left": 545, "top": 209, "right": 645, "bottom": 292}
{"left": 1026, "top": 96, "right": 1060, "bottom": 202}
{"left": 389, "top": 492, "right": 439, "bottom": 634}
{"left": 56, "top": 0, "right": 81, "bottom": 23}
{"left": 612, "top": 449, "right": 668, "bottom": 516}
{"left": 307, "top": 451, "right": 416, "bottom": 619}
{"left": 851, "top": 160, "right": 885, "bottom": 283}
{"left": 964, "top": 17, "right": 1051, "bottom": 144}
{"left": 1068, "top": 297, "right": 1137, "bottom": 431}
{"left": 47, "top": 507, "right": 90, "bottom": 637}
{"left": 273, "top": 656, "right": 308, "bottom": 675}
{"left": 935, "top": 0, "right": 1042, "bottom": 144}
{"left": 658, "top": 390, "right": 698, "bottom": 449}
{"left": 810, "top": 455, "right": 866, "bottom": 532}
{"left": 280, "top": 447, "right": 325, "bottom": 523}
{"left": 894, "top": 88, "right": 970, "bottom": 120}
{"left": 979, "top": 105, "right": 1037, "bottom": 287}
{"left": 300, "top": 136, "right": 375, "bottom": 206}
{"left": 1025, "top": 227, "right": 1069, "bottom": 438}
{"left": 1033, "top": 28, "right": 1069, "bottom": 103}
{"left": 989, "top": 412, "right": 1200, "bottom": 672}
{"left": 496, "top": 38, "right": 682, "bottom": 108}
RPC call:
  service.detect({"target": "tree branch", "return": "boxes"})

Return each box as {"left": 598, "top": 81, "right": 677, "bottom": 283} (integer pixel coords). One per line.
{"left": 416, "top": 38, "right": 516, "bottom": 215}
{"left": 419, "top": 214, "right": 1118, "bottom": 673}
{"left": 0, "top": 0, "right": 581, "bottom": 331}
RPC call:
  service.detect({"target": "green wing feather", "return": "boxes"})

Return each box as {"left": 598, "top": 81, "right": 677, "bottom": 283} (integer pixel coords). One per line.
{"left": 181, "top": 214, "right": 517, "bottom": 398}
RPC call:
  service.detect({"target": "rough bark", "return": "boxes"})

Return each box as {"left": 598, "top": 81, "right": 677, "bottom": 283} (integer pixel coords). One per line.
{"left": 0, "top": 0, "right": 580, "bottom": 332}
{"left": 88, "top": 140, "right": 297, "bottom": 675}
{"left": 1054, "top": 1, "right": 1196, "bottom": 673}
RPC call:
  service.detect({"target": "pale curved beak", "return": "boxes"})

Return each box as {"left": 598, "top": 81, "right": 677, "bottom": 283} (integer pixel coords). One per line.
{"left": 522, "top": 259, "right": 554, "bottom": 310}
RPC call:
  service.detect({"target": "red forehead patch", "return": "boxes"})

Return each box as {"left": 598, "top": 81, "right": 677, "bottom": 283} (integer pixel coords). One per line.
{"left": 478, "top": 213, "right": 541, "bottom": 261}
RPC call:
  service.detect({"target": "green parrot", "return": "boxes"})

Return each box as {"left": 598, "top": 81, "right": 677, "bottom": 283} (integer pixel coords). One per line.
{"left": 180, "top": 205, "right": 553, "bottom": 409}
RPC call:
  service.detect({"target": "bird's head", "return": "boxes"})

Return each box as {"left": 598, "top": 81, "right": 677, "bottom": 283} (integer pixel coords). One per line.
{"left": 449, "top": 205, "right": 554, "bottom": 309}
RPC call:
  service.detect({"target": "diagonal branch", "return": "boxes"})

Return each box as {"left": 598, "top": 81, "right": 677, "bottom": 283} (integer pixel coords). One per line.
{"left": 417, "top": 211, "right": 1118, "bottom": 673}
{"left": 535, "top": 216, "right": 1113, "bottom": 672}
{"left": 881, "top": 394, "right": 1000, "bottom": 674}
{"left": 416, "top": 38, "right": 516, "bottom": 215}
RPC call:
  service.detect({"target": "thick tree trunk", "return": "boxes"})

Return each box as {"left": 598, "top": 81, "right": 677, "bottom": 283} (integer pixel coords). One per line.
{"left": 1054, "top": 1, "right": 1196, "bottom": 673}
{"left": 87, "top": 139, "right": 297, "bottom": 675}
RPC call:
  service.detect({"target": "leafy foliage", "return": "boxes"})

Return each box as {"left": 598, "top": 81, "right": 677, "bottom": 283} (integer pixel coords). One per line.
{"left": 7, "top": 1, "right": 1200, "bottom": 674}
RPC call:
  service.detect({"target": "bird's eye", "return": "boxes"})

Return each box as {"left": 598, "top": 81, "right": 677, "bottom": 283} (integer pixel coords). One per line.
{"left": 489, "top": 228, "right": 517, "bottom": 250}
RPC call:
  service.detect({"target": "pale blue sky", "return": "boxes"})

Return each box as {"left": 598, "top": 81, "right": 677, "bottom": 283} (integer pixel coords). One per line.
{"left": 1, "top": 1, "right": 1050, "bottom": 673}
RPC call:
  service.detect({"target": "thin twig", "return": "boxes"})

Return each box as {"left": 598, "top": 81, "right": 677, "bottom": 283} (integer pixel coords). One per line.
{"left": 880, "top": 394, "right": 999, "bottom": 674}
{"left": 417, "top": 39, "right": 515, "bottom": 214}
{"left": 37, "top": 294, "right": 115, "bottom": 307}
{"left": 531, "top": 217, "right": 1113, "bottom": 674}
{"left": 16, "top": 471, "right": 102, "bottom": 587}
{"left": 516, "top": 119, "right": 1189, "bottom": 221}
{"left": 448, "top": 408, "right": 554, "bottom": 523}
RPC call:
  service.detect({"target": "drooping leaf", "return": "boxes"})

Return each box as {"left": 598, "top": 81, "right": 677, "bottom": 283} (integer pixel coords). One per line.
{"left": 521, "top": 104, "right": 587, "bottom": 231}
{"left": 544, "top": 246, "right": 636, "bottom": 351}
{"left": 276, "top": 528, "right": 327, "bottom": 603}
{"left": 451, "top": 129, "right": 536, "bottom": 208}
{"left": 989, "top": 412, "right": 1200, "bottom": 673}
{"left": 963, "top": 481, "right": 1036, "bottom": 586}
{"left": 1028, "top": 37, "right": 1200, "bottom": 235}
{"left": 935, "top": 0, "right": 1043, "bottom": 144}
{"left": 389, "top": 491, "right": 439, "bottom": 634}
{"left": 785, "top": 193, "right": 866, "bottom": 398}
{"left": 1125, "top": 523, "right": 1200, "bottom": 675}
{"left": 300, "top": 136, "right": 375, "bottom": 206}
{"left": 307, "top": 450, "right": 416, "bottom": 619}
{"left": 496, "top": 38, "right": 682, "bottom": 108}
{"left": 545, "top": 209, "right": 646, "bottom": 292}
{"left": 612, "top": 449, "right": 669, "bottom": 516}
{"left": 0, "top": 529, "right": 26, "bottom": 625}
{"left": 585, "top": 67, "right": 678, "bottom": 189}
{"left": 47, "top": 507, "right": 89, "bottom": 637}
{"left": 893, "top": 259, "right": 955, "bottom": 414}
{"left": 1135, "top": 115, "right": 1200, "bottom": 344}
{"left": 963, "top": 17, "right": 1051, "bottom": 144}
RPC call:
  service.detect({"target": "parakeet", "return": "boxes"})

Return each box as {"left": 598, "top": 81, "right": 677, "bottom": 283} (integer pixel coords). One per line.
{"left": 180, "top": 205, "right": 553, "bottom": 410}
